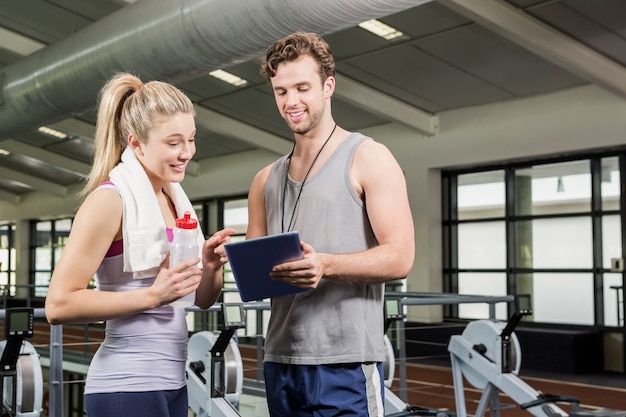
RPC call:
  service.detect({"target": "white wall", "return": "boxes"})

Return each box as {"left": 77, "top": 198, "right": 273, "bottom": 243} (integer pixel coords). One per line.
{"left": 358, "top": 84, "right": 626, "bottom": 321}
{"left": 2, "top": 84, "right": 626, "bottom": 322}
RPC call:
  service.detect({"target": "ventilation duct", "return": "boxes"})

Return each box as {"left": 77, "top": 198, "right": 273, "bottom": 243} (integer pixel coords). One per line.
{"left": 0, "top": 0, "right": 431, "bottom": 141}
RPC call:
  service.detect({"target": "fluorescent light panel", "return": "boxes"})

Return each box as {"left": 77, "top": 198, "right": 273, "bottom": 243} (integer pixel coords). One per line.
{"left": 0, "top": 27, "right": 45, "bottom": 56}
{"left": 38, "top": 126, "right": 68, "bottom": 139}
{"left": 358, "top": 19, "right": 404, "bottom": 41}
{"left": 209, "top": 69, "right": 248, "bottom": 87}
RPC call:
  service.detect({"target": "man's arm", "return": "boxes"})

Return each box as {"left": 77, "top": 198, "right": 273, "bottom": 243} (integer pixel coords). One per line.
{"left": 246, "top": 164, "right": 272, "bottom": 239}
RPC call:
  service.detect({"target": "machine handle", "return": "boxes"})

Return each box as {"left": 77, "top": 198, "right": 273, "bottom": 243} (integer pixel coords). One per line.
{"left": 520, "top": 394, "right": 580, "bottom": 410}
{"left": 189, "top": 360, "right": 206, "bottom": 384}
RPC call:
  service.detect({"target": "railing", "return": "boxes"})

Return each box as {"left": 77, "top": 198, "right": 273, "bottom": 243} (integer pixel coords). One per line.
{"left": 0, "top": 283, "right": 44, "bottom": 309}
{"left": 384, "top": 292, "right": 513, "bottom": 401}
{"left": 1, "top": 292, "right": 512, "bottom": 416}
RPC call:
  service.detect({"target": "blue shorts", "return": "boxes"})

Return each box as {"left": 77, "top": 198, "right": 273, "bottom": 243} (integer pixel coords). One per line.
{"left": 264, "top": 362, "right": 385, "bottom": 417}
{"left": 84, "top": 386, "right": 188, "bottom": 417}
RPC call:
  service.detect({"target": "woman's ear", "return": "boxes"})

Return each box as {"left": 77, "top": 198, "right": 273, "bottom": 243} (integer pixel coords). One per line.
{"left": 127, "top": 134, "right": 143, "bottom": 156}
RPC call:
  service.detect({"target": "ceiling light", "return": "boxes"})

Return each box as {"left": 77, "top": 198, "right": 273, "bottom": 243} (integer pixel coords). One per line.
{"left": 209, "top": 70, "right": 248, "bottom": 87}
{"left": 0, "top": 149, "right": 10, "bottom": 156}
{"left": 0, "top": 27, "right": 45, "bottom": 56}
{"left": 38, "top": 126, "right": 68, "bottom": 139}
{"left": 358, "top": 19, "right": 404, "bottom": 41}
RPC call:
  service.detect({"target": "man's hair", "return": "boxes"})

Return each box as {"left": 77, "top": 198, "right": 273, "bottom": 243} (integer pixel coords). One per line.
{"left": 260, "top": 32, "right": 335, "bottom": 83}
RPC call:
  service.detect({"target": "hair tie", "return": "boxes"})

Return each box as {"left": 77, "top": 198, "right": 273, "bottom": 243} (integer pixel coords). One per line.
{"left": 134, "top": 82, "right": 144, "bottom": 92}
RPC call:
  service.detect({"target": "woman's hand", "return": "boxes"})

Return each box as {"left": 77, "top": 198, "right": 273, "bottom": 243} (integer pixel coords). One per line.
{"left": 203, "top": 228, "right": 237, "bottom": 270}
{"left": 151, "top": 255, "right": 202, "bottom": 306}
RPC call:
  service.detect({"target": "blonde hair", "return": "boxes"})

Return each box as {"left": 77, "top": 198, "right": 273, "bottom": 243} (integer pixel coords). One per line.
{"left": 81, "top": 72, "right": 194, "bottom": 197}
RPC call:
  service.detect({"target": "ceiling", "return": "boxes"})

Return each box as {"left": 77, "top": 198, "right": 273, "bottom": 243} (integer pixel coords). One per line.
{"left": 0, "top": 0, "right": 625, "bottom": 205}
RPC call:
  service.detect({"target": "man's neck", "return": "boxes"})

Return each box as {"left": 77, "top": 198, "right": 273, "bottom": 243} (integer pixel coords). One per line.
{"left": 293, "top": 122, "right": 338, "bottom": 157}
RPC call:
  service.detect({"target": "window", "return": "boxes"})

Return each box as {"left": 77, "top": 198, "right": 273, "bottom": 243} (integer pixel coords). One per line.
{"left": 220, "top": 198, "right": 261, "bottom": 336}
{"left": 195, "top": 196, "right": 250, "bottom": 300}
{"left": 221, "top": 198, "right": 248, "bottom": 294}
{"left": 0, "top": 223, "right": 16, "bottom": 297}
{"left": 443, "top": 154, "right": 624, "bottom": 327}
{"left": 31, "top": 218, "right": 72, "bottom": 298}
{"left": 190, "top": 196, "right": 260, "bottom": 335}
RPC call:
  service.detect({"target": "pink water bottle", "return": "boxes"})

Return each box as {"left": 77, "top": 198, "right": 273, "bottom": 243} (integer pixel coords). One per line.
{"left": 169, "top": 211, "right": 199, "bottom": 308}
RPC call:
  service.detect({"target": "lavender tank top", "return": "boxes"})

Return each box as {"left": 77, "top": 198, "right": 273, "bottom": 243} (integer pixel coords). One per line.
{"left": 84, "top": 183, "right": 188, "bottom": 394}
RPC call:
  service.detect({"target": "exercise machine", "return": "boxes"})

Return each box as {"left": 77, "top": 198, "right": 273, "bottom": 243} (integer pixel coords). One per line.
{"left": 0, "top": 307, "right": 43, "bottom": 417}
{"left": 448, "top": 295, "right": 626, "bottom": 417}
{"left": 384, "top": 298, "right": 451, "bottom": 417}
{"left": 187, "top": 299, "right": 452, "bottom": 417}
{"left": 187, "top": 303, "right": 245, "bottom": 417}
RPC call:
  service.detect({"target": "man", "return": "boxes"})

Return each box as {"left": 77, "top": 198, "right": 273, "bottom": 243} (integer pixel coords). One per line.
{"left": 247, "top": 31, "right": 414, "bottom": 416}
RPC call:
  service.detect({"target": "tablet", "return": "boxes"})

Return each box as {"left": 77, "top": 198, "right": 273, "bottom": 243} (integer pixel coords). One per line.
{"left": 224, "top": 231, "right": 308, "bottom": 301}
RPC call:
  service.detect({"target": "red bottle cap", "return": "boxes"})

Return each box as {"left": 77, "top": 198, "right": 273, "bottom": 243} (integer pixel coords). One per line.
{"left": 176, "top": 211, "right": 198, "bottom": 229}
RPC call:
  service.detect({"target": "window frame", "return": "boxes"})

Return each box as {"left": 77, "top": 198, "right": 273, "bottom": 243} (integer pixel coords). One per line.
{"left": 30, "top": 217, "right": 73, "bottom": 299}
{"left": 0, "top": 223, "right": 16, "bottom": 298}
{"left": 442, "top": 151, "right": 625, "bottom": 329}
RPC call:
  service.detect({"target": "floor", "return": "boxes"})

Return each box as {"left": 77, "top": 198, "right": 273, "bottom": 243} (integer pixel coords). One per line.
{"left": 237, "top": 345, "right": 626, "bottom": 416}
{"left": 27, "top": 324, "right": 626, "bottom": 416}
{"left": 394, "top": 361, "right": 626, "bottom": 416}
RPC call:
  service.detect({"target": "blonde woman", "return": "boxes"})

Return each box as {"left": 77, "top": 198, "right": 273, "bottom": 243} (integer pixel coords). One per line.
{"left": 45, "top": 73, "right": 234, "bottom": 417}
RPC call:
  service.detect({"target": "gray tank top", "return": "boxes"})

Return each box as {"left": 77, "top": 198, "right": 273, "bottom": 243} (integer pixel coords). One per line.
{"left": 263, "top": 132, "right": 385, "bottom": 364}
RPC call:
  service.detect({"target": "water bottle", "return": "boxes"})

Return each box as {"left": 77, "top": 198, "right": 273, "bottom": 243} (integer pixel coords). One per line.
{"left": 169, "top": 211, "right": 199, "bottom": 307}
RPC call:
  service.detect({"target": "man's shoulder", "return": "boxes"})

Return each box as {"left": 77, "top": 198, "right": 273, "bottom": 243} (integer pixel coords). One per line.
{"left": 352, "top": 134, "right": 385, "bottom": 154}
{"left": 253, "top": 159, "right": 282, "bottom": 188}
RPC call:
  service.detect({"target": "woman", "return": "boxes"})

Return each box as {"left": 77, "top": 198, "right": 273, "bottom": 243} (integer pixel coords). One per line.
{"left": 45, "top": 72, "right": 234, "bottom": 417}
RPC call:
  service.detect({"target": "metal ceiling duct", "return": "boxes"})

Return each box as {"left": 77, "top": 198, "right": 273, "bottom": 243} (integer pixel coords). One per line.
{"left": 0, "top": 0, "right": 430, "bottom": 141}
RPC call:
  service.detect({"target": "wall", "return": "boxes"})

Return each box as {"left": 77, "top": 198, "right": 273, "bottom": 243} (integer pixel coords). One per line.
{"left": 360, "top": 84, "right": 626, "bottom": 322}
{"left": 2, "top": 84, "right": 626, "bottom": 322}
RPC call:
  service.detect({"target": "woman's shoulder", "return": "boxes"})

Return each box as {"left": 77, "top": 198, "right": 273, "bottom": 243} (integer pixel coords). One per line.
{"left": 80, "top": 185, "right": 123, "bottom": 221}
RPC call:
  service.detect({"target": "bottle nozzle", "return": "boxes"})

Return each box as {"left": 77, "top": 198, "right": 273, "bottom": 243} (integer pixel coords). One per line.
{"left": 176, "top": 211, "right": 198, "bottom": 229}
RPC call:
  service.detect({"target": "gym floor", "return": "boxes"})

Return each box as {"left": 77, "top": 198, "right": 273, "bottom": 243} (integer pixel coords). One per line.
{"left": 238, "top": 345, "right": 626, "bottom": 416}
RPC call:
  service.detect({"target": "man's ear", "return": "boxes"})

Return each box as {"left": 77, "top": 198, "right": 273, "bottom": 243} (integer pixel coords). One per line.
{"left": 324, "top": 75, "right": 335, "bottom": 99}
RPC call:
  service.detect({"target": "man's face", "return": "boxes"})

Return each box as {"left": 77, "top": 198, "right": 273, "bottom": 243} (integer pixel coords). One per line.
{"left": 270, "top": 55, "right": 332, "bottom": 135}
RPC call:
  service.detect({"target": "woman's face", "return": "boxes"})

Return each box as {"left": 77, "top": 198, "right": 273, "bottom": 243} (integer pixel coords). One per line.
{"left": 133, "top": 112, "right": 196, "bottom": 187}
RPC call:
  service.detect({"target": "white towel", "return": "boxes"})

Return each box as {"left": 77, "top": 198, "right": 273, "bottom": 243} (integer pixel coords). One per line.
{"left": 109, "top": 147, "right": 203, "bottom": 279}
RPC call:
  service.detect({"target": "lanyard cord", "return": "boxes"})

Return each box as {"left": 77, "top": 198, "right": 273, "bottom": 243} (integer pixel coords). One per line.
{"left": 281, "top": 123, "right": 338, "bottom": 233}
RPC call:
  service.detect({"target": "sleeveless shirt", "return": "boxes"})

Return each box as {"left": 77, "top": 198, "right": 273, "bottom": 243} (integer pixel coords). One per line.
{"left": 263, "top": 132, "right": 385, "bottom": 365}
{"left": 84, "top": 183, "right": 188, "bottom": 394}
